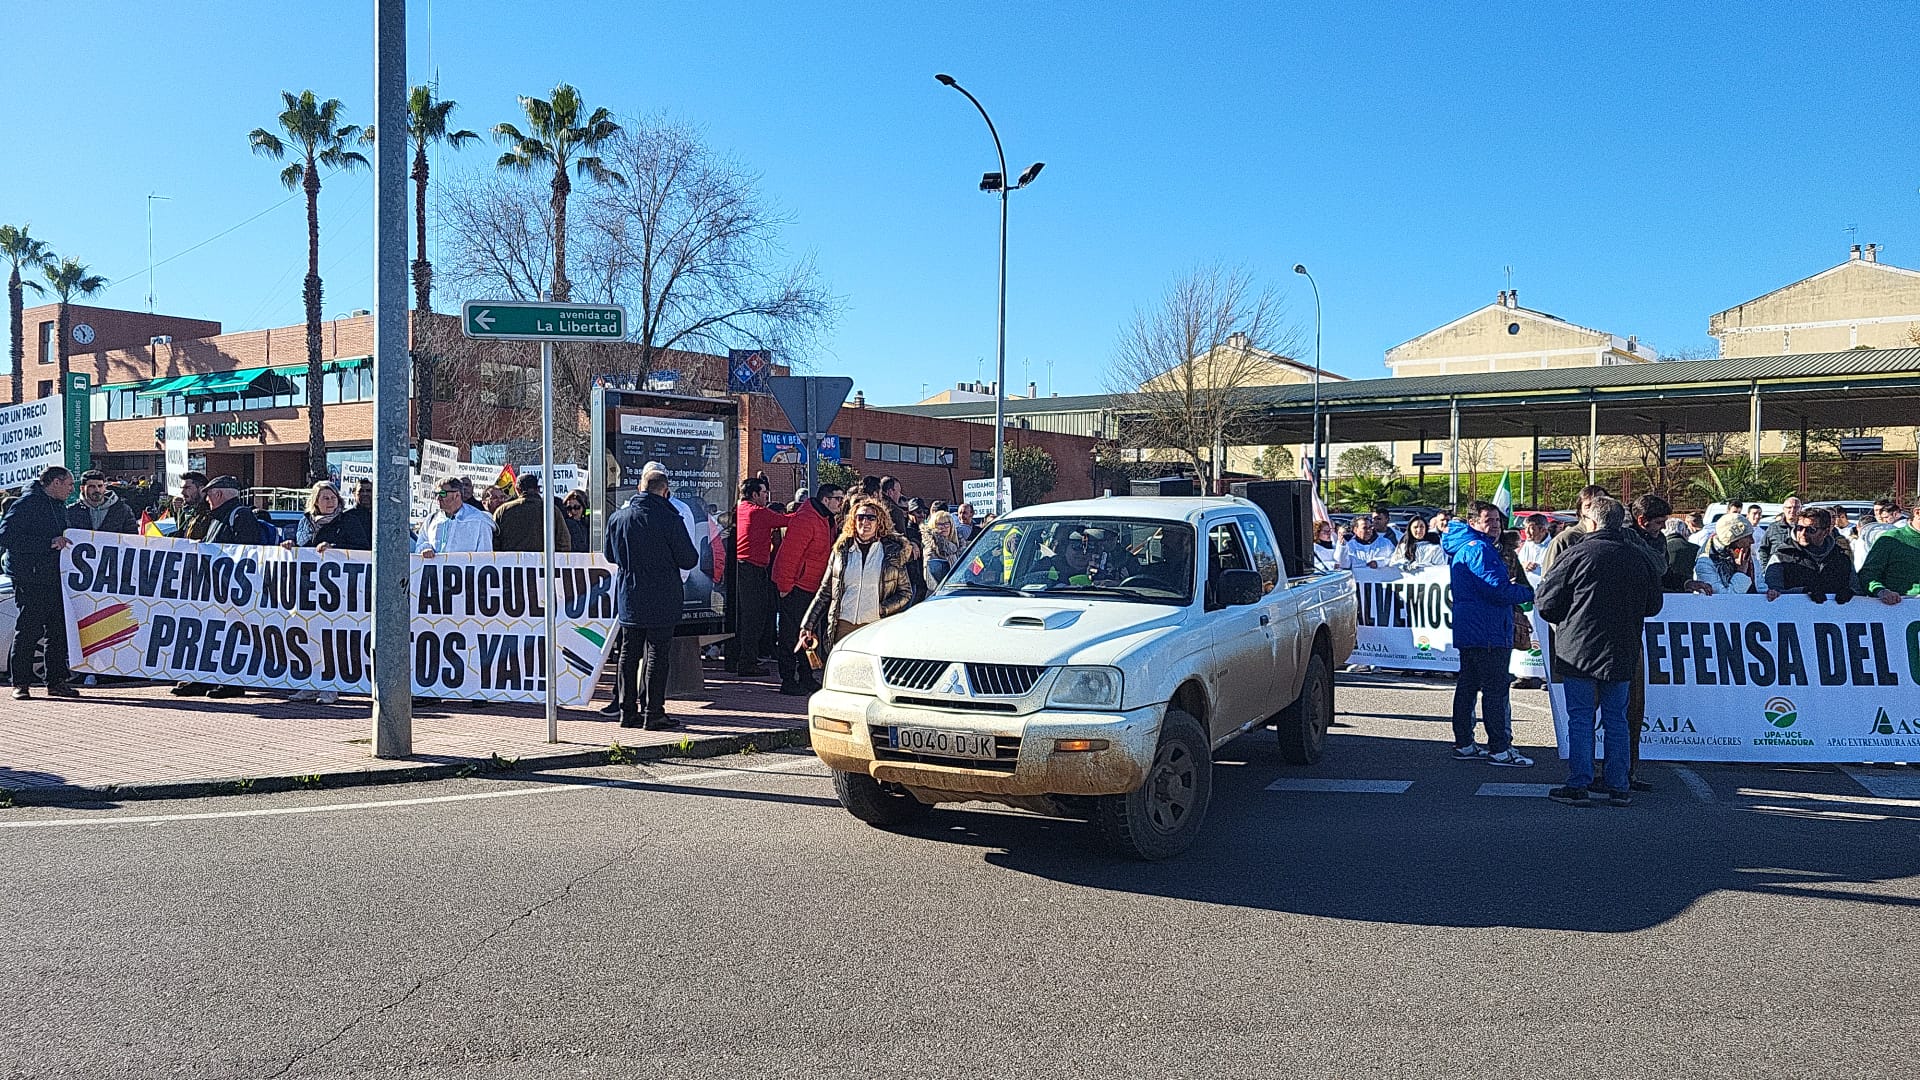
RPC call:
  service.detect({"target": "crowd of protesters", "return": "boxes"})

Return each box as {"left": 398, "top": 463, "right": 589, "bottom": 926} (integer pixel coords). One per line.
{"left": 1304, "top": 487, "right": 1920, "bottom": 804}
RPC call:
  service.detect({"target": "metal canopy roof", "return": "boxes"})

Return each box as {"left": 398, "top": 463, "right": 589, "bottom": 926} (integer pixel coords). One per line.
{"left": 888, "top": 348, "right": 1920, "bottom": 444}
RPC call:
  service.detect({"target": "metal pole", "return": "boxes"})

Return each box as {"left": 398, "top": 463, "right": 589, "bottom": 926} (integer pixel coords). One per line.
{"left": 1294, "top": 266, "right": 1322, "bottom": 502}
{"left": 1530, "top": 425, "right": 1539, "bottom": 511}
{"left": 804, "top": 378, "right": 819, "bottom": 497}
{"left": 994, "top": 180, "right": 1008, "bottom": 512}
{"left": 541, "top": 337, "right": 558, "bottom": 743}
{"left": 370, "top": 0, "right": 411, "bottom": 758}
{"left": 1587, "top": 400, "right": 1599, "bottom": 485}
{"left": 1749, "top": 383, "right": 1762, "bottom": 468}
{"left": 1448, "top": 397, "right": 1460, "bottom": 508}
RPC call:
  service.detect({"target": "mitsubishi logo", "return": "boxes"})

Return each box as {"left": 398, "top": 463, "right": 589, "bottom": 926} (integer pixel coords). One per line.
{"left": 938, "top": 665, "right": 970, "bottom": 697}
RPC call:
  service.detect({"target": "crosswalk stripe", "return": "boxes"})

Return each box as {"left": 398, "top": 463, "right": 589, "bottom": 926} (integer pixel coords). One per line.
{"left": 1838, "top": 766, "right": 1920, "bottom": 800}
{"left": 1265, "top": 778, "right": 1413, "bottom": 794}
{"left": 1476, "top": 783, "right": 1558, "bottom": 797}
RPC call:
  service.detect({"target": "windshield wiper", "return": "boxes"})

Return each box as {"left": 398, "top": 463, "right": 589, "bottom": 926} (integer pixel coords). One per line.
{"left": 943, "top": 582, "right": 1025, "bottom": 595}
{"left": 1043, "top": 584, "right": 1176, "bottom": 598}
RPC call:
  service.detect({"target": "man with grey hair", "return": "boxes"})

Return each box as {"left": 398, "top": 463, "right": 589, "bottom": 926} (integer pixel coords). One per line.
{"left": 1536, "top": 495, "right": 1666, "bottom": 807}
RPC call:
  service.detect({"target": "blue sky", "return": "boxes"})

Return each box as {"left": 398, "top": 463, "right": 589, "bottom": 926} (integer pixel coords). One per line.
{"left": 4, "top": 2, "right": 1916, "bottom": 403}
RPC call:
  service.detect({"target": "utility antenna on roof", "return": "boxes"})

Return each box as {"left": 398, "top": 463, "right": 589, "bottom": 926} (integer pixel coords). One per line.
{"left": 1844, "top": 223, "right": 1858, "bottom": 243}
{"left": 1503, "top": 265, "right": 1514, "bottom": 293}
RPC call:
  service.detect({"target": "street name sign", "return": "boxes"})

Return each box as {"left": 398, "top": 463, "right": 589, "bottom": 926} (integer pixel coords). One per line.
{"left": 461, "top": 300, "right": 626, "bottom": 342}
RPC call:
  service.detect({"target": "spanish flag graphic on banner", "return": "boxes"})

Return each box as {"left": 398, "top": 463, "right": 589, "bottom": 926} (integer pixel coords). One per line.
{"left": 76, "top": 602, "right": 139, "bottom": 658}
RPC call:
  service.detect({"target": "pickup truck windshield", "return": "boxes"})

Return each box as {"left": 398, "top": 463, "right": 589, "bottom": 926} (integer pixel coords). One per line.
{"left": 941, "top": 517, "right": 1195, "bottom": 604}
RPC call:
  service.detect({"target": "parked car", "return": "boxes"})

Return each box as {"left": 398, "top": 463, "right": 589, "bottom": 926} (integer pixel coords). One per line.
{"left": 805, "top": 495, "right": 1358, "bottom": 860}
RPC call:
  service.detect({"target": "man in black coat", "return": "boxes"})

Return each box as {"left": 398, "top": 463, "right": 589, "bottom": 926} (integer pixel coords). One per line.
{"left": 1537, "top": 496, "right": 1665, "bottom": 807}
{"left": 604, "top": 470, "right": 699, "bottom": 729}
{"left": 0, "top": 466, "right": 79, "bottom": 698}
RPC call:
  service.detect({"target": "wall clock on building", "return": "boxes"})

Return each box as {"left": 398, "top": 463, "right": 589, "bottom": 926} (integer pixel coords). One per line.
{"left": 71, "top": 323, "right": 95, "bottom": 345}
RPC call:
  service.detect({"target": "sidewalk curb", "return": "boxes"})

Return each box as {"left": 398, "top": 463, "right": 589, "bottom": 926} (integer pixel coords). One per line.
{"left": 3, "top": 726, "right": 813, "bottom": 807}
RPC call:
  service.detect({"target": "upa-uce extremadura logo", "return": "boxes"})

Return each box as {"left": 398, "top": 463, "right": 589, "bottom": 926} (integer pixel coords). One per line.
{"left": 1754, "top": 696, "right": 1814, "bottom": 747}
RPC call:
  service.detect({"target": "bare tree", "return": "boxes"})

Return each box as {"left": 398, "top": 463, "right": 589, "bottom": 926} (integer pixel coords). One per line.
{"left": 1106, "top": 264, "right": 1301, "bottom": 489}
{"left": 585, "top": 116, "right": 836, "bottom": 379}
{"left": 1459, "top": 437, "right": 1497, "bottom": 491}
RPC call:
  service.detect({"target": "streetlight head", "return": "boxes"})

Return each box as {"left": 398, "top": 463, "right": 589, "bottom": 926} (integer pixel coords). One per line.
{"left": 1293, "top": 263, "right": 1308, "bottom": 275}
{"left": 935, "top": 73, "right": 957, "bottom": 86}
{"left": 1016, "top": 161, "right": 1045, "bottom": 186}
{"left": 980, "top": 172, "right": 1004, "bottom": 192}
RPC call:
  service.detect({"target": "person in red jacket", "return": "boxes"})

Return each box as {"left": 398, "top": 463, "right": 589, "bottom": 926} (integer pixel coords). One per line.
{"left": 727, "top": 477, "right": 791, "bottom": 676}
{"left": 772, "top": 483, "right": 846, "bottom": 694}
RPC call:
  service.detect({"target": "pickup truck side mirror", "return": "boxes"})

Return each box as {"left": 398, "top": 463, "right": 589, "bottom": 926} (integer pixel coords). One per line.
{"left": 1212, "top": 568, "right": 1264, "bottom": 609}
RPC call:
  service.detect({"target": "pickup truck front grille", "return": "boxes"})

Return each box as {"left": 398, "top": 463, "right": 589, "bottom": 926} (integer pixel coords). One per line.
{"left": 880, "top": 657, "right": 948, "bottom": 691}
{"left": 892, "top": 695, "right": 1020, "bottom": 713}
{"left": 965, "top": 663, "right": 1046, "bottom": 697}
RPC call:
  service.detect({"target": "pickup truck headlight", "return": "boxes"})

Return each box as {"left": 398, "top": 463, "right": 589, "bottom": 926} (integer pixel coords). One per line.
{"left": 1047, "top": 666, "right": 1124, "bottom": 710}
{"left": 822, "top": 650, "right": 876, "bottom": 694}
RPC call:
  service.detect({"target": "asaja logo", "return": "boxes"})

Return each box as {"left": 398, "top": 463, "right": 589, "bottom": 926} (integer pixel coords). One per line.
{"left": 1763, "top": 696, "right": 1798, "bottom": 729}
{"left": 1871, "top": 707, "right": 1895, "bottom": 736}
{"left": 1868, "top": 707, "right": 1920, "bottom": 736}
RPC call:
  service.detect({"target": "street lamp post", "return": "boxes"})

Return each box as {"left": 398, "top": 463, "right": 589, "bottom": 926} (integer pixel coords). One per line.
{"left": 936, "top": 73, "right": 1043, "bottom": 515}
{"left": 1293, "top": 264, "right": 1322, "bottom": 498}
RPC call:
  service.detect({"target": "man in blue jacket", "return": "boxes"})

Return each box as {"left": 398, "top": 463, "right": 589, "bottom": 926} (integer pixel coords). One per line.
{"left": 604, "top": 468, "right": 700, "bottom": 729}
{"left": 1441, "top": 500, "right": 1535, "bottom": 766}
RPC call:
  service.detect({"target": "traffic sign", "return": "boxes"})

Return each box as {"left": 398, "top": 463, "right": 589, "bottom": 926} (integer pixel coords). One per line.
{"left": 460, "top": 300, "right": 625, "bottom": 341}
{"left": 767, "top": 375, "right": 853, "bottom": 494}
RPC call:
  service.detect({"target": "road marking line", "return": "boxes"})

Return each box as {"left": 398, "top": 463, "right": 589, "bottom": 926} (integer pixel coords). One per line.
{"left": 1265, "top": 778, "right": 1413, "bottom": 794}
{"left": 0, "top": 755, "right": 827, "bottom": 829}
{"left": 1839, "top": 766, "right": 1920, "bottom": 800}
{"left": 1476, "top": 783, "right": 1558, "bottom": 797}
{"left": 1670, "top": 765, "right": 1715, "bottom": 803}
{"left": 1737, "top": 785, "right": 1920, "bottom": 809}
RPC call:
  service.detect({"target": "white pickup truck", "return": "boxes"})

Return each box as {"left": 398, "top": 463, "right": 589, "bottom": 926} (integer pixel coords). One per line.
{"left": 806, "top": 495, "right": 1357, "bottom": 859}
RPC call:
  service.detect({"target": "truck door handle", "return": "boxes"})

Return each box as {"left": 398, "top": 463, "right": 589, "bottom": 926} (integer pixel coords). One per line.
{"left": 1259, "top": 614, "right": 1270, "bottom": 626}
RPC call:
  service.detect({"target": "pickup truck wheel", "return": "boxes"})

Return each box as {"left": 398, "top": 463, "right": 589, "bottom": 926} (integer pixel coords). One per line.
{"left": 1093, "top": 708, "right": 1212, "bottom": 860}
{"left": 1276, "top": 652, "right": 1333, "bottom": 765}
{"left": 831, "top": 770, "right": 931, "bottom": 828}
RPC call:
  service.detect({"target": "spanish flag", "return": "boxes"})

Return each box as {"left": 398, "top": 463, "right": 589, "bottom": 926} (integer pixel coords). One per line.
{"left": 76, "top": 602, "right": 138, "bottom": 658}
{"left": 139, "top": 510, "right": 164, "bottom": 537}
{"left": 494, "top": 463, "right": 518, "bottom": 491}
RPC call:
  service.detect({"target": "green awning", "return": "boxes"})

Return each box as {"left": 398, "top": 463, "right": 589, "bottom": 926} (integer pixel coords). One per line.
{"left": 134, "top": 374, "right": 205, "bottom": 399}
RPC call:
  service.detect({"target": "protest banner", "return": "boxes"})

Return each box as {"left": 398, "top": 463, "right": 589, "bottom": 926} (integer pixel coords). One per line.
{"left": 59, "top": 530, "right": 618, "bottom": 704}
{"left": 419, "top": 439, "right": 460, "bottom": 482}
{"left": 1545, "top": 593, "right": 1920, "bottom": 762}
{"left": 1348, "top": 564, "right": 1545, "bottom": 680}
{"left": 0, "top": 395, "right": 66, "bottom": 490}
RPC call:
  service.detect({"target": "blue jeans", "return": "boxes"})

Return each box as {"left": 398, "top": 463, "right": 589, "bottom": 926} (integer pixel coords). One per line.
{"left": 1563, "top": 677, "right": 1631, "bottom": 793}
{"left": 1452, "top": 646, "right": 1513, "bottom": 753}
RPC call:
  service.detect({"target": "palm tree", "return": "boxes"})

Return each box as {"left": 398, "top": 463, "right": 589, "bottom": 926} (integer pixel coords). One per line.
{"left": 408, "top": 85, "right": 478, "bottom": 441}
{"left": 41, "top": 257, "right": 108, "bottom": 387}
{"left": 248, "top": 90, "right": 370, "bottom": 482}
{"left": 1, "top": 224, "right": 52, "bottom": 405}
{"left": 493, "top": 84, "right": 623, "bottom": 302}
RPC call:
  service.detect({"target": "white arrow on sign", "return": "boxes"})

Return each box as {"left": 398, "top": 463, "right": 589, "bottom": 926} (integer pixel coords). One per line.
{"left": 473, "top": 309, "right": 495, "bottom": 331}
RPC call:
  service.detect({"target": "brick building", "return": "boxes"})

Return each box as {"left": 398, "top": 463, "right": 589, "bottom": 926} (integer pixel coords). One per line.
{"left": 14, "top": 302, "right": 1099, "bottom": 505}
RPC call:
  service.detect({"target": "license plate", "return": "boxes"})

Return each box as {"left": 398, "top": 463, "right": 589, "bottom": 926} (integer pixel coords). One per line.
{"left": 890, "top": 726, "right": 997, "bottom": 760}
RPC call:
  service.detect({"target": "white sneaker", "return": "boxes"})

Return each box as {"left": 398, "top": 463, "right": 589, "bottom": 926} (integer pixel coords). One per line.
{"left": 1487, "top": 749, "right": 1535, "bottom": 768}
{"left": 1452, "top": 743, "right": 1488, "bottom": 760}
{"left": 314, "top": 691, "right": 339, "bottom": 704}
{"left": 288, "top": 689, "right": 316, "bottom": 702}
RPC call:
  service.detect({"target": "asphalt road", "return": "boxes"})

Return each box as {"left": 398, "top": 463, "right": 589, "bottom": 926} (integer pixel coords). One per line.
{"left": 7, "top": 672, "right": 1918, "bottom": 1080}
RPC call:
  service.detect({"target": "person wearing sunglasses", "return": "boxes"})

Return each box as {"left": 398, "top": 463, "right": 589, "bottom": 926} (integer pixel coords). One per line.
{"left": 1764, "top": 506, "right": 1856, "bottom": 604}
{"left": 798, "top": 496, "right": 914, "bottom": 662}
{"left": 414, "top": 481, "right": 495, "bottom": 557}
